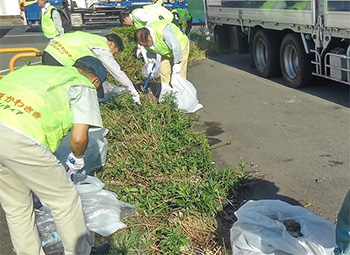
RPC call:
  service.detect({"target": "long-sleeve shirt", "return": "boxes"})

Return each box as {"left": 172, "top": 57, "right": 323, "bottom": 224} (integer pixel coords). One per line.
{"left": 91, "top": 47, "right": 139, "bottom": 99}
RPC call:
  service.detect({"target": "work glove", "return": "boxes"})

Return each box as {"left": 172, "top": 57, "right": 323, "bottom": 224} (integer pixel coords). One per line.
{"left": 131, "top": 90, "right": 141, "bottom": 105}
{"left": 172, "top": 63, "right": 181, "bottom": 74}
{"left": 147, "top": 60, "right": 155, "bottom": 74}
{"left": 135, "top": 46, "right": 142, "bottom": 59}
{"left": 66, "top": 152, "right": 85, "bottom": 173}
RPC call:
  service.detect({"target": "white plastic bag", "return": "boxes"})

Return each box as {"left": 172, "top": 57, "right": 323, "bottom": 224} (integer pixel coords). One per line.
{"left": 75, "top": 176, "right": 135, "bottom": 236}
{"left": 230, "top": 200, "right": 337, "bottom": 255}
{"left": 159, "top": 74, "right": 203, "bottom": 113}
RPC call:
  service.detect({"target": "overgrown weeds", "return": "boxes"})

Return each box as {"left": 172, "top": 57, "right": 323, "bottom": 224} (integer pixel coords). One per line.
{"left": 97, "top": 26, "right": 249, "bottom": 254}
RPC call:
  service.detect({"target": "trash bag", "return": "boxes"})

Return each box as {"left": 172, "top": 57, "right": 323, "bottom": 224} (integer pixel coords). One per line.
{"left": 76, "top": 176, "right": 136, "bottom": 237}
{"left": 35, "top": 202, "right": 95, "bottom": 255}
{"left": 159, "top": 74, "right": 203, "bottom": 113}
{"left": 54, "top": 128, "right": 108, "bottom": 175}
{"left": 35, "top": 176, "right": 135, "bottom": 251}
{"left": 98, "top": 81, "right": 127, "bottom": 103}
{"left": 230, "top": 200, "right": 337, "bottom": 255}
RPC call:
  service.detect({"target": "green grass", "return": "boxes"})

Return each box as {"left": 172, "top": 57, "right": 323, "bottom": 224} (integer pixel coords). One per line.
{"left": 96, "top": 26, "right": 249, "bottom": 254}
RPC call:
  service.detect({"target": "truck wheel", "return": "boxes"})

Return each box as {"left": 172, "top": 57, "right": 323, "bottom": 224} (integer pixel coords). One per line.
{"left": 253, "top": 30, "right": 281, "bottom": 78}
{"left": 280, "top": 33, "right": 313, "bottom": 88}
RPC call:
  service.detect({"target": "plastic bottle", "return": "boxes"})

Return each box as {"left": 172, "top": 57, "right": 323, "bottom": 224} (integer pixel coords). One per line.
{"left": 41, "top": 232, "right": 60, "bottom": 247}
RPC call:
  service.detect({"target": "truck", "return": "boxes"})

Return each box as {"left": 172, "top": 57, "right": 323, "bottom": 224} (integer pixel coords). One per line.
{"left": 204, "top": 0, "right": 350, "bottom": 88}
{"left": 22, "top": 0, "right": 187, "bottom": 29}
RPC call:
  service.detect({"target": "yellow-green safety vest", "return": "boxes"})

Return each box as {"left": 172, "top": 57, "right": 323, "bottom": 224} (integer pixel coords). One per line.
{"left": 146, "top": 21, "right": 188, "bottom": 58}
{"left": 0, "top": 66, "right": 96, "bottom": 152}
{"left": 172, "top": 8, "right": 191, "bottom": 24}
{"left": 143, "top": 4, "right": 174, "bottom": 22}
{"left": 41, "top": 5, "right": 59, "bottom": 39}
{"left": 45, "top": 31, "right": 109, "bottom": 66}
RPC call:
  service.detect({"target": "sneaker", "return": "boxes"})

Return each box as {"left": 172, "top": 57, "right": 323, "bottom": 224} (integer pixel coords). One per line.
{"left": 90, "top": 242, "right": 111, "bottom": 255}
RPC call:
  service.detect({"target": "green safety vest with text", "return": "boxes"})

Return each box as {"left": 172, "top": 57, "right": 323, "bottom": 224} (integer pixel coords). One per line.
{"left": 0, "top": 66, "right": 96, "bottom": 152}
{"left": 45, "top": 31, "right": 109, "bottom": 66}
{"left": 146, "top": 21, "right": 188, "bottom": 58}
{"left": 41, "top": 5, "right": 59, "bottom": 39}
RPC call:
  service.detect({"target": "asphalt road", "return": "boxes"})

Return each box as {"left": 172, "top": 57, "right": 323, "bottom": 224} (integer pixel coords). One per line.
{"left": 0, "top": 25, "right": 349, "bottom": 253}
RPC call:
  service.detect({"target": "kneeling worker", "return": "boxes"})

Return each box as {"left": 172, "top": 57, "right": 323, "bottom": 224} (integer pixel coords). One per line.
{"left": 135, "top": 20, "right": 189, "bottom": 86}
{"left": 42, "top": 31, "right": 141, "bottom": 104}
{"left": 0, "top": 56, "right": 110, "bottom": 255}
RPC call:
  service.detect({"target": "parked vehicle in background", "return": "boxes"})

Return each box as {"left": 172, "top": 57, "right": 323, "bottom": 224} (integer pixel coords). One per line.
{"left": 21, "top": 0, "right": 187, "bottom": 29}
{"left": 204, "top": 0, "right": 350, "bottom": 88}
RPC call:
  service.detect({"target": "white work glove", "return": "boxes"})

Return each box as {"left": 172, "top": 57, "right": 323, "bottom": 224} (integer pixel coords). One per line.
{"left": 66, "top": 152, "right": 85, "bottom": 173}
{"left": 131, "top": 90, "right": 141, "bottom": 105}
{"left": 147, "top": 61, "right": 155, "bottom": 74}
{"left": 172, "top": 63, "right": 181, "bottom": 74}
{"left": 135, "top": 46, "right": 142, "bottom": 59}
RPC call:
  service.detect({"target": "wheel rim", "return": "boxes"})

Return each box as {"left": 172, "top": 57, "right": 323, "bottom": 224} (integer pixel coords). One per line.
{"left": 256, "top": 39, "right": 267, "bottom": 70}
{"left": 283, "top": 44, "right": 298, "bottom": 79}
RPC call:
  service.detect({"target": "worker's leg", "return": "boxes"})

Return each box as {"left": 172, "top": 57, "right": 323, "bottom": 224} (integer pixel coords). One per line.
{"left": 179, "top": 42, "right": 190, "bottom": 80}
{"left": 0, "top": 164, "right": 45, "bottom": 255}
{"left": 0, "top": 125, "right": 91, "bottom": 255}
{"left": 160, "top": 56, "right": 172, "bottom": 85}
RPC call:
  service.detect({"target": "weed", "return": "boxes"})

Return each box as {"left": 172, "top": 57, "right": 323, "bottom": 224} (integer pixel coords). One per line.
{"left": 96, "top": 26, "right": 249, "bottom": 254}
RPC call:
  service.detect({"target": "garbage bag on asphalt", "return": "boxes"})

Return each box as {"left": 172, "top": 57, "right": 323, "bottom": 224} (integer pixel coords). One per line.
{"left": 230, "top": 200, "right": 337, "bottom": 255}
{"left": 159, "top": 74, "right": 203, "bottom": 113}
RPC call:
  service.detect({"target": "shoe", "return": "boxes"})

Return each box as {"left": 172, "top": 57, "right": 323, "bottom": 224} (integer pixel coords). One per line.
{"left": 90, "top": 242, "right": 111, "bottom": 255}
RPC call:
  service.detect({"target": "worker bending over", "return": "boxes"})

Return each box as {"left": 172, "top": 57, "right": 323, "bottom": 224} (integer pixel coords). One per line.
{"left": 38, "top": 0, "right": 64, "bottom": 41}
{"left": 42, "top": 31, "right": 141, "bottom": 104}
{"left": 119, "top": 3, "right": 174, "bottom": 29}
{"left": 0, "top": 56, "right": 110, "bottom": 255}
{"left": 135, "top": 20, "right": 189, "bottom": 86}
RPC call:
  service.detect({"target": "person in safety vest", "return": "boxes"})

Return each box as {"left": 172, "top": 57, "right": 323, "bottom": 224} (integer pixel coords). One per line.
{"left": 42, "top": 31, "right": 141, "bottom": 104}
{"left": 171, "top": 8, "right": 193, "bottom": 35}
{"left": 38, "top": 0, "right": 64, "bottom": 41}
{"left": 0, "top": 56, "right": 111, "bottom": 255}
{"left": 135, "top": 20, "right": 189, "bottom": 86}
{"left": 119, "top": 4, "right": 175, "bottom": 29}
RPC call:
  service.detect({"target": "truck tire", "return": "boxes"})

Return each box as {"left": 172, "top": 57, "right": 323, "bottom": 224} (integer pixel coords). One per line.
{"left": 253, "top": 30, "right": 281, "bottom": 78}
{"left": 280, "top": 33, "right": 313, "bottom": 88}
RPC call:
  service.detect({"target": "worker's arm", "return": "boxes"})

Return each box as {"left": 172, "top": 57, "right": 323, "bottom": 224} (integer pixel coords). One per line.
{"left": 92, "top": 48, "right": 140, "bottom": 104}
{"left": 68, "top": 84, "right": 103, "bottom": 157}
{"left": 162, "top": 25, "right": 182, "bottom": 64}
{"left": 51, "top": 9, "right": 64, "bottom": 36}
{"left": 70, "top": 123, "right": 89, "bottom": 158}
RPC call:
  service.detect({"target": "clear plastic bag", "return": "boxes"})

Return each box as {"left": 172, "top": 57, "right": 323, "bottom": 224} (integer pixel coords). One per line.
{"left": 75, "top": 176, "right": 135, "bottom": 237}
{"left": 230, "top": 200, "right": 337, "bottom": 255}
{"left": 35, "top": 176, "right": 135, "bottom": 252}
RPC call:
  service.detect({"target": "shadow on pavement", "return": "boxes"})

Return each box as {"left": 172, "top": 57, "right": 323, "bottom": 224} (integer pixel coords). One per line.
{"left": 209, "top": 53, "right": 350, "bottom": 108}
{"left": 0, "top": 27, "right": 12, "bottom": 39}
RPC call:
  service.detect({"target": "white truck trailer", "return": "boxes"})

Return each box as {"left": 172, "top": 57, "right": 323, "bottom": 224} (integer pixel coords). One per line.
{"left": 204, "top": 0, "right": 350, "bottom": 88}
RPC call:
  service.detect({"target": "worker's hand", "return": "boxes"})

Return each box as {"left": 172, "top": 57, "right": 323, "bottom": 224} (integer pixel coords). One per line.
{"left": 172, "top": 63, "right": 181, "bottom": 74}
{"left": 66, "top": 152, "right": 85, "bottom": 173}
{"left": 131, "top": 90, "right": 141, "bottom": 105}
{"left": 147, "top": 61, "right": 155, "bottom": 74}
{"left": 135, "top": 46, "right": 142, "bottom": 59}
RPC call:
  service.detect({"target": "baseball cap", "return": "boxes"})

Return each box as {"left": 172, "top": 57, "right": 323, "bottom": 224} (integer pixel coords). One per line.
{"left": 74, "top": 56, "right": 107, "bottom": 98}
